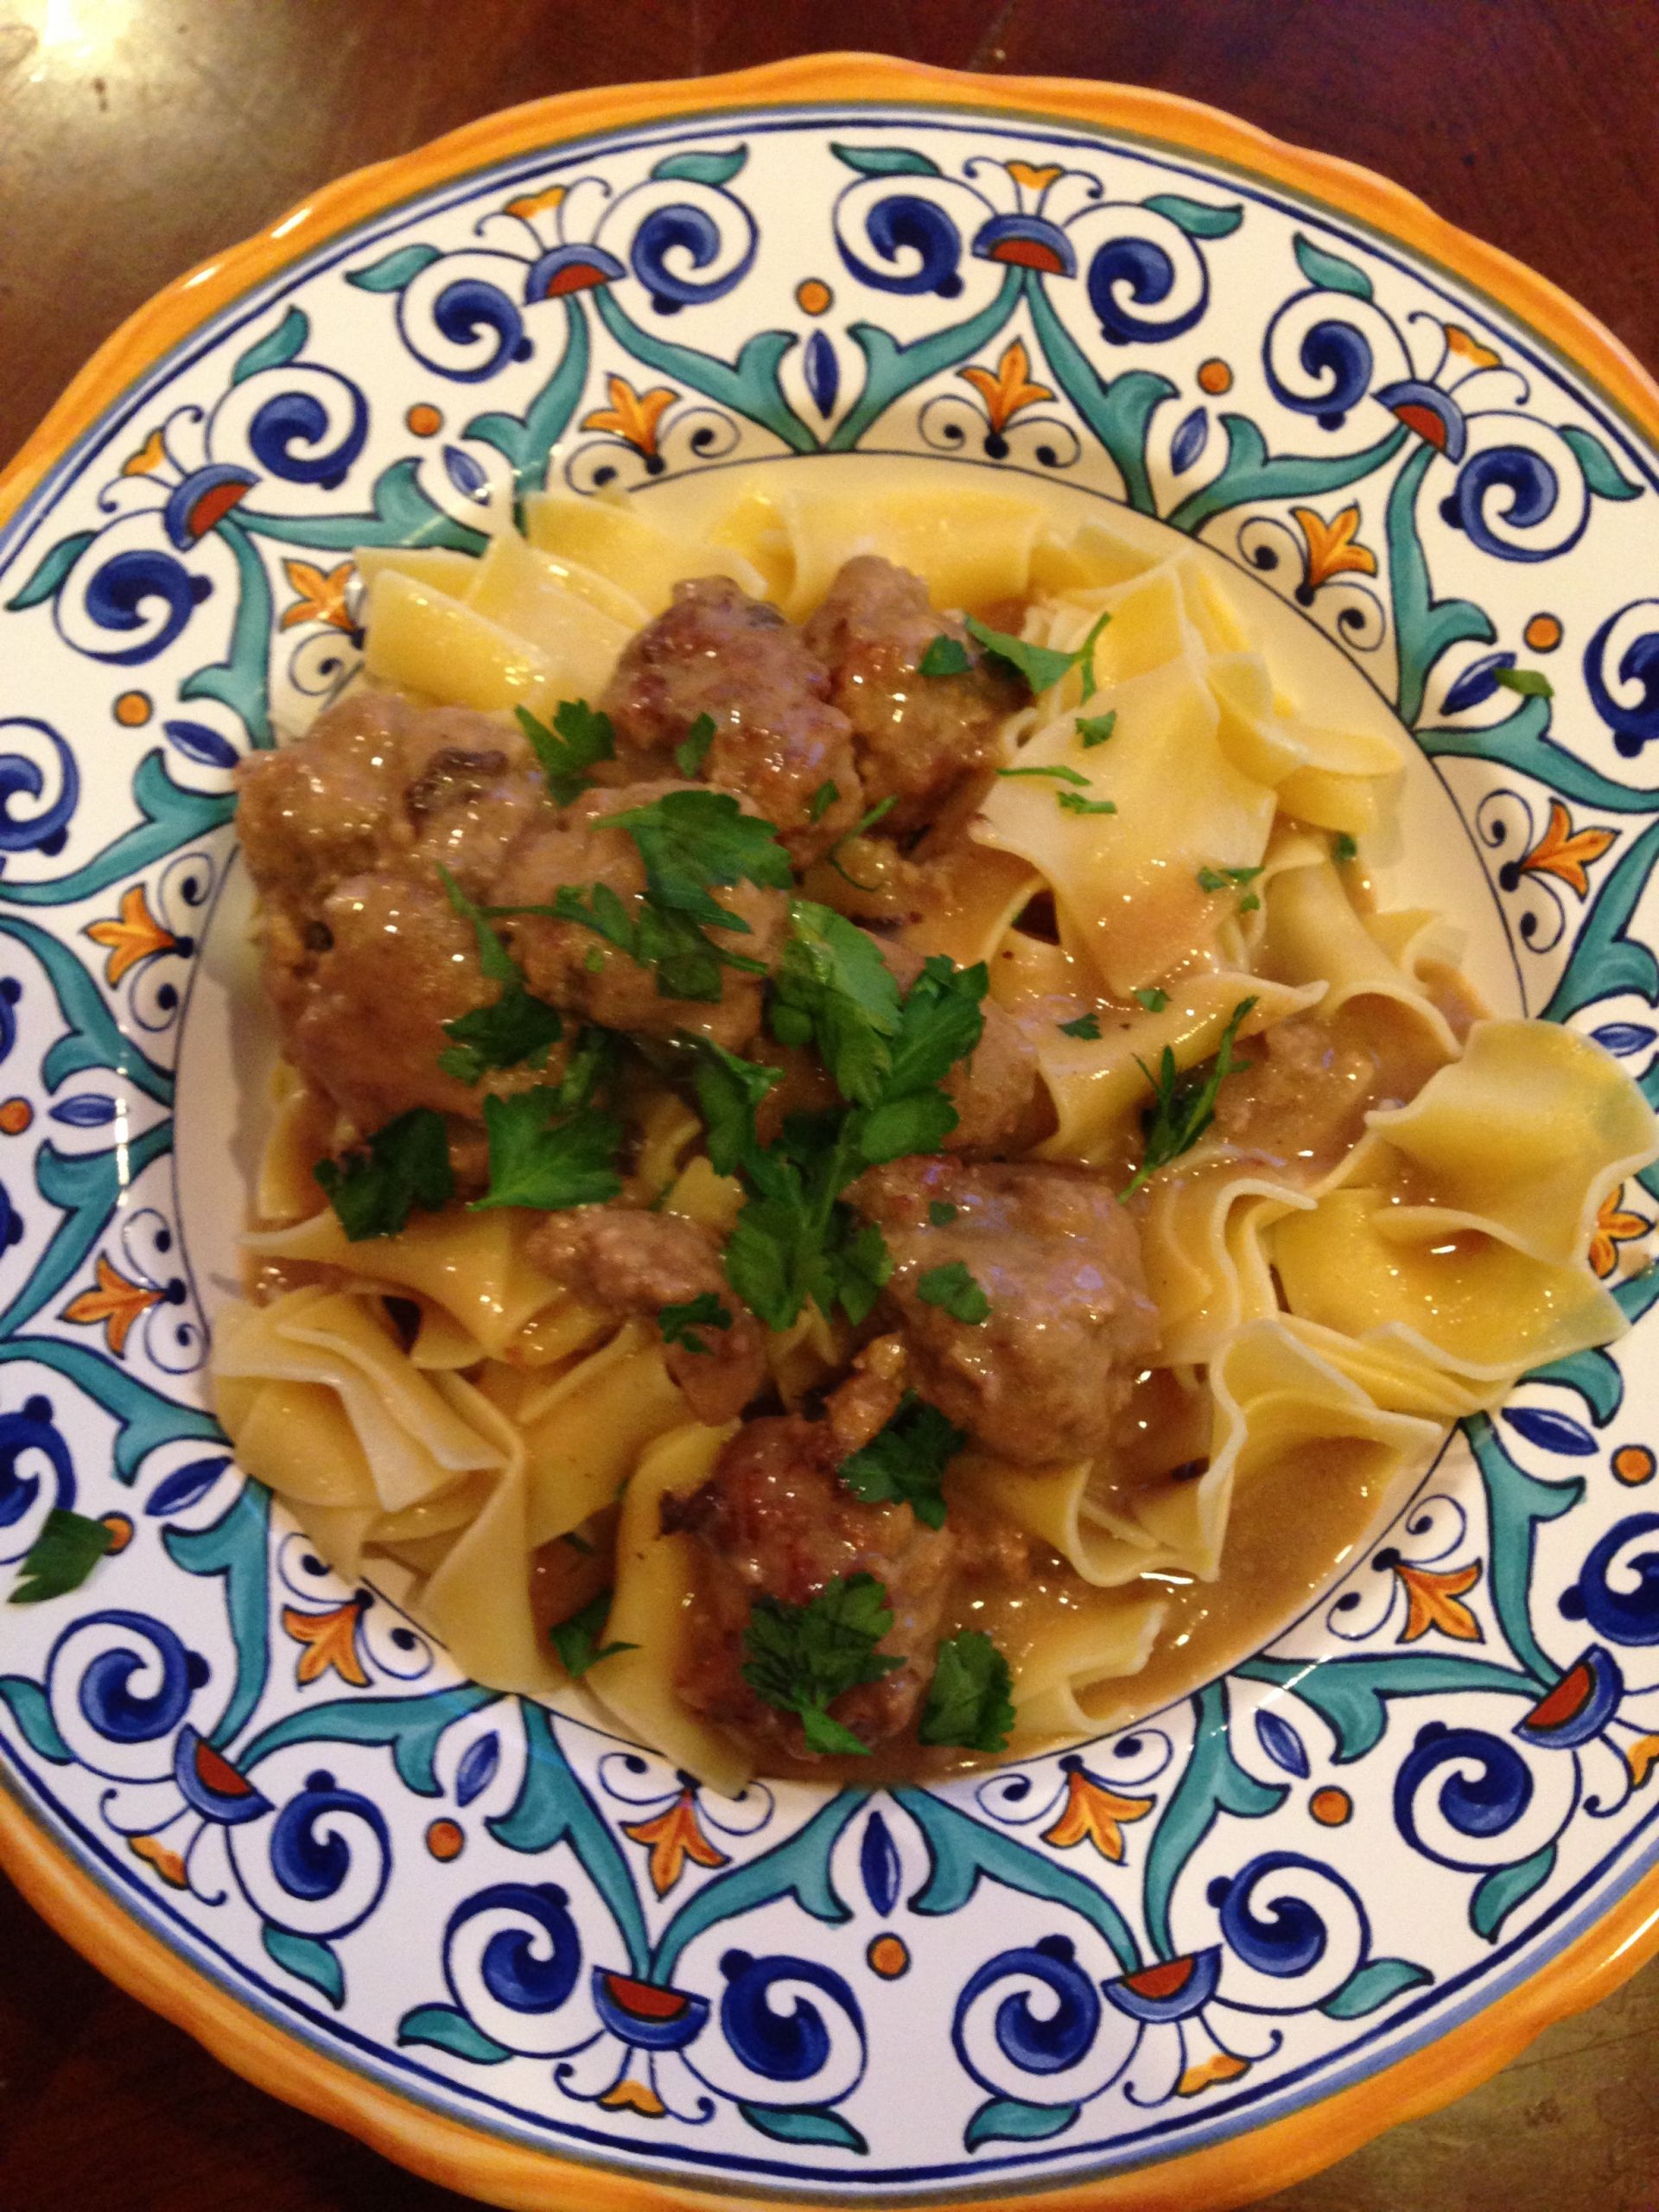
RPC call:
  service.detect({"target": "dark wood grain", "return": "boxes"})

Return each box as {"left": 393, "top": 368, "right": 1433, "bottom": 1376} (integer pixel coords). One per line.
{"left": 1, "top": 3, "right": 1656, "bottom": 2206}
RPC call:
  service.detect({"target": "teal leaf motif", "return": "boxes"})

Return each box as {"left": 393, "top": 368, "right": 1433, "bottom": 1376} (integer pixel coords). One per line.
{"left": 1387, "top": 441, "right": 1493, "bottom": 728}
{"left": 5, "top": 531, "right": 96, "bottom": 613}
{"left": 1559, "top": 424, "right": 1643, "bottom": 503}
{"left": 1142, "top": 194, "right": 1243, "bottom": 239}
{"left": 347, "top": 244, "right": 442, "bottom": 294}
{"left": 0, "top": 1675, "right": 73, "bottom": 1762}
{"left": 830, "top": 268, "right": 1023, "bottom": 456}
{"left": 1465, "top": 1414, "right": 1585, "bottom": 1684}
{"left": 262, "top": 1923, "right": 344, "bottom": 2006}
{"left": 652, "top": 147, "right": 747, "bottom": 187}
{"left": 232, "top": 308, "right": 309, "bottom": 385}
{"left": 653, "top": 1789, "right": 863, "bottom": 1983}
{"left": 237, "top": 1682, "right": 502, "bottom": 1793}
{"left": 397, "top": 2001, "right": 514, "bottom": 2063}
{"left": 1472, "top": 1842, "right": 1557, "bottom": 1942}
{"left": 1143, "top": 1682, "right": 1285, "bottom": 1959}
{"left": 593, "top": 288, "right": 814, "bottom": 454}
{"left": 489, "top": 1700, "right": 650, "bottom": 1975}
{"left": 739, "top": 2103, "right": 868, "bottom": 2153}
{"left": 167, "top": 1484, "right": 271, "bottom": 1743}
{"left": 965, "top": 2096, "right": 1080, "bottom": 2149}
{"left": 463, "top": 299, "right": 589, "bottom": 496}
{"left": 179, "top": 517, "right": 272, "bottom": 747}
{"left": 238, "top": 456, "right": 485, "bottom": 555}
{"left": 1542, "top": 817, "right": 1659, "bottom": 1023}
{"left": 1, "top": 1119, "right": 171, "bottom": 1341}
{"left": 1419, "top": 698, "right": 1659, "bottom": 818}
{"left": 1524, "top": 1345, "right": 1624, "bottom": 1427}
{"left": 830, "top": 144, "right": 942, "bottom": 178}
{"left": 0, "top": 753, "right": 236, "bottom": 911}
{"left": 1293, "top": 232, "right": 1375, "bottom": 300}
{"left": 895, "top": 1784, "right": 1139, "bottom": 1972}
{"left": 0, "top": 1338, "right": 224, "bottom": 1484}
{"left": 1166, "top": 416, "right": 1408, "bottom": 537}
{"left": 1237, "top": 1652, "right": 1541, "bottom": 1764}
{"left": 1025, "top": 277, "right": 1174, "bottom": 515}
{"left": 1, "top": 914, "right": 170, "bottom": 1106}
{"left": 1320, "top": 1955, "right": 1433, "bottom": 2018}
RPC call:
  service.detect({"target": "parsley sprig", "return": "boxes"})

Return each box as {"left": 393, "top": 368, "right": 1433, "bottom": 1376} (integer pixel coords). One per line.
{"left": 315, "top": 1108, "right": 454, "bottom": 1240}
{"left": 474, "top": 1090, "right": 623, "bottom": 1212}
{"left": 436, "top": 864, "right": 563, "bottom": 1084}
{"left": 918, "top": 1630, "right": 1015, "bottom": 1751}
{"left": 517, "top": 700, "right": 615, "bottom": 804}
{"left": 9, "top": 1509, "right": 114, "bottom": 1605}
{"left": 963, "top": 608, "right": 1111, "bottom": 697}
{"left": 741, "top": 1573, "right": 902, "bottom": 1756}
{"left": 550, "top": 1588, "right": 638, "bottom": 1677}
{"left": 1120, "top": 995, "right": 1257, "bottom": 1200}
{"left": 658, "top": 1291, "right": 733, "bottom": 1355}
{"left": 837, "top": 1392, "right": 966, "bottom": 1529}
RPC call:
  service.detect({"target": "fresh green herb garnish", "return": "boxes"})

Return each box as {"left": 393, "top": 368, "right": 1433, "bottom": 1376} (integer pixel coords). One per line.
{"left": 916, "top": 1260, "right": 990, "bottom": 1324}
{"left": 315, "top": 1108, "right": 454, "bottom": 1240}
{"left": 1491, "top": 664, "right": 1554, "bottom": 699}
{"left": 1060, "top": 1012, "right": 1102, "bottom": 1039}
{"left": 918, "top": 1630, "right": 1015, "bottom": 1751}
{"left": 808, "top": 779, "right": 840, "bottom": 823}
{"left": 1332, "top": 832, "right": 1358, "bottom": 867}
{"left": 1077, "top": 608, "right": 1111, "bottom": 700}
{"left": 928, "top": 1200, "right": 958, "bottom": 1227}
{"left": 823, "top": 794, "right": 900, "bottom": 888}
{"left": 8, "top": 1509, "right": 114, "bottom": 1605}
{"left": 1134, "top": 987, "right": 1169, "bottom": 1013}
{"left": 1056, "top": 791, "right": 1118, "bottom": 817}
{"left": 658, "top": 1290, "right": 733, "bottom": 1356}
{"left": 965, "top": 607, "right": 1110, "bottom": 697}
{"left": 771, "top": 900, "right": 903, "bottom": 1105}
{"left": 741, "top": 1573, "right": 902, "bottom": 1756}
{"left": 435, "top": 864, "right": 565, "bottom": 1082}
{"left": 674, "top": 711, "right": 718, "bottom": 777}
{"left": 1197, "top": 865, "right": 1266, "bottom": 894}
{"left": 996, "top": 762, "right": 1090, "bottom": 785}
{"left": 1120, "top": 995, "right": 1257, "bottom": 1200}
{"left": 518, "top": 699, "right": 615, "bottom": 804}
{"left": 1077, "top": 710, "right": 1117, "bottom": 748}
{"left": 837, "top": 1392, "right": 966, "bottom": 1529}
{"left": 918, "top": 633, "right": 972, "bottom": 677}
{"left": 550, "top": 1588, "right": 637, "bottom": 1677}
{"left": 473, "top": 1090, "right": 623, "bottom": 1212}
{"left": 1238, "top": 893, "right": 1261, "bottom": 915}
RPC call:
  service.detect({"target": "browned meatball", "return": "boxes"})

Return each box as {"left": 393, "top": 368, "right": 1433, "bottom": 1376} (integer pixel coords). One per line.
{"left": 802, "top": 556, "right": 1019, "bottom": 836}
{"left": 529, "top": 1205, "right": 766, "bottom": 1425}
{"left": 877, "top": 938, "right": 1039, "bottom": 1153}
{"left": 670, "top": 1376, "right": 957, "bottom": 1760}
{"left": 1211, "top": 1007, "right": 1446, "bottom": 1183}
{"left": 599, "top": 577, "right": 862, "bottom": 864}
{"left": 493, "top": 780, "right": 785, "bottom": 1052}
{"left": 849, "top": 1157, "right": 1160, "bottom": 1465}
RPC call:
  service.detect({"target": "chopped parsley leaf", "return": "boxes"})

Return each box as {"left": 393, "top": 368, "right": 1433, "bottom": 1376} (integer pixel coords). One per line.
{"left": 808, "top": 779, "right": 840, "bottom": 823}
{"left": 1491, "top": 664, "right": 1554, "bottom": 699}
{"left": 918, "top": 633, "right": 972, "bottom": 677}
{"left": 658, "top": 1290, "right": 733, "bottom": 1356}
{"left": 691, "top": 1039, "right": 784, "bottom": 1176}
{"left": 965, "top": 606, "right": 1111, "bottom": 697}
{"left": 435, "top": 864, "right": 564, "bottom": 1081}
{"left": 837, "top": 1392, "right": 965, "bottom": 1529}
{"left": 928, "top": 1200, "right": 958, "bottom": 1227}
{"left": 674, "top": 711, "right": 718, "bottom": 778}
{"left": 772, "top": 900, "right": 903, "bottom": 1106}
{"left": 473, "top": 1090, "right": 623, "bottom": 1212}
{"left": 1332, "top": 832, "right": 1359, "bottom": 867}
{"left": 1056, "top": 791, "right": 1117, "bottom": 817}
{"left": 550, "top": 1589, "right": 637, "bottom": 1678}
{"left": 916, "top": 1260, "right": 990, "bottom": 1325}
{"left": 996, "top": 762, "right": 1090, "bottom": 786}
{"left": 1134, "top": 987, "right": 1169, "bottom": 1014}
{"left": 741, "top": 1573, "right": 902, "bottom": 1756}
{"left": 315, "top": 1108, "right": 454, "bottom": 1240}
{"left": 1197, "top": 865, "right": 1265, "bottom": 893}
{"left": 1060, "top": 1012, "right": 1102, "bottom": 1039}
{"left": 918, "top": 1630, "right": 1015, "bottom": 1751}
{"left": 518, "top": 699, "right": 615, "bottom": 804}
{"left": 1238, "top": 893, "right": 1262, "bottom": 914}
{"left": 1121, "top": 995, "right": 1257, "bottom": 1200}
{"left": 8, "top": 1509, "right": 114, "bottom": 1605}
{"left": 1077, "top": 710, "right": 1117, "bottom": 748}
{"left": 606, "top": 788, "right": 792, "bottom": 925}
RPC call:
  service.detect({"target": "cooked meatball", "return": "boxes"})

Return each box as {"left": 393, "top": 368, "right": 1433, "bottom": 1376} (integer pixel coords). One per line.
{"left": 878, "top": 938, "right": 1039, "bottom": 1154}
{"left": 493, "top": 781, "right": 786, "bottom": 1053}
{"left": 599, "top": 577, "right": 862, "bottom": 864}
{"left": 802, "top": 556, "right": 1019, "bottom": 836}
{"left": 849, "top": 1157, "right": 1160, "bottom": 1465}
{"left": 529, "top": 1205, "right": 766, "bottom": 1424}
{"left": 670, "top": 1368, "right": 957, "bottom": 1760}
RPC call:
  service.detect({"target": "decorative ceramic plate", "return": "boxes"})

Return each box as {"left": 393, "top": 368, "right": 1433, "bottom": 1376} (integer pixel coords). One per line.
{"left": 2, "top": 55, "right": 1658, "bottom": 2212}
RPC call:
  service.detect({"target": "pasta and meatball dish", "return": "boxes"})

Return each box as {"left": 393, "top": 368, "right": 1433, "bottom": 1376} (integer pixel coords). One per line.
{"left": 212, "top": 466, "right": 1654, "bottom": 1792}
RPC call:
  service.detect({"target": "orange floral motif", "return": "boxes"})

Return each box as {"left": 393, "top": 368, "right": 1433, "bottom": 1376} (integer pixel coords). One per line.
{"left": 1590, "top": 1185, "right": 1651, "bottom": 1280}
{"left": 1006, "top": 159, "right": 1063, "bottom": 194}
{"left": 1041, "top": 1763, "right": 1156, "bottom": 1862}
{"left": 130, "top": 1834, "right": 189, "bottom": 1888}
{"left": 1176, "top": 2050, "right": 1250, "bottom": 2096}
{"left": 283, "top": 1599, "right": 372, "bottom": 1688}
{"left": 599, "top": 2077, "right": 667, "bottom": 2117}
{"left": 1516, "top": 799, "right": 1616, "bottom": 900}
{"left": 1290, "top": 504, "right": 1378, "bottom": 593}
{"left": 120, "top": 426, "right": 168, "bottom": 479}
{"left": 1627, "top": 1735, "right": 1659, "bottom": 1791}
{"left": 582, "top": 376, "right": 678, "bottom": 458}
{"left": 62, "top": 1255, "right": 163, "bottom": 1357}
{"left": 959, "top": 339, "right": 1053, "bottom": 434}
{"left": 279, "top": 557, "right": 356, "bottom": 632}
{"left": 623, "top": 1787, "right": 730, "bottom": 1896}
{"left": 505, "top": 182, "right": 567, "bottom": 220}
{"left": 1395, "top": 1560, "right": 1484, "bottom": 1643}
{"left": 84, "top": 883, "right": 178, "bottom": 986}
{"left": 1444, "top": 321, "right": 1502, "bottom": 370}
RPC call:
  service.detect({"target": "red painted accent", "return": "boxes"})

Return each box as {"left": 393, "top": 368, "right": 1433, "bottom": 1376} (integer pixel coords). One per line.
{"left": 986, "top": 238, "right": 1067, "bottom": 274}
{"left": 540, "top": 261, "right": 611, "bottom": 297}
{"left": 601, "top": 1974, "right": 687, "bottom": 2022}
{"left": 1392, "top": 401, "right": 1449, "bottom": 450}
{"left": 1528, "top": 1662, "right": 1592, "bottom": 1730}
{"left": 194, "top": 1741, "right": 253, "bottom": 1797}
{"left": 1122, "top": 1956, "right": 1193, "bottom": 2000}
{"left": 187, "top": 480, "right": 251, "bottom": 537}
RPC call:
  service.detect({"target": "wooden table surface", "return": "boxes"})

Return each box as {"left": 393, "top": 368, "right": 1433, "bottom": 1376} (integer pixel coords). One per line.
{"left": 2, "top": 2, "right": 1656, "bottom": 2206}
